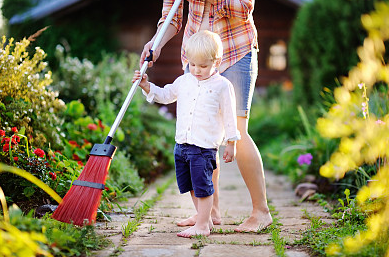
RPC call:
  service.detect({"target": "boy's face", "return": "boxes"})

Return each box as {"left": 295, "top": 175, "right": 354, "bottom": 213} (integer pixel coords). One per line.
{"left": 188, "top": 56, "right": 219, "bottom": 81}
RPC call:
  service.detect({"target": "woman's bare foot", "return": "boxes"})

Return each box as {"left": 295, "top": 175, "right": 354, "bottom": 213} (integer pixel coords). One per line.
{"left": 177, "top": 214, "right": 221, "bottom": 227}
{"left": 234, "top": 212, "right": 273, "bottom": 232}
{"left": 177, "top": 225, "right": 211, "bottom": 238}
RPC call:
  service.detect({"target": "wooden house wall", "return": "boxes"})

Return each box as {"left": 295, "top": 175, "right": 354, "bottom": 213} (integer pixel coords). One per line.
{"left": 46, "top": 0, "right": 297, "bottom": 89}
{"left": 114, "top": 0, "right": 298, "bottom": 89}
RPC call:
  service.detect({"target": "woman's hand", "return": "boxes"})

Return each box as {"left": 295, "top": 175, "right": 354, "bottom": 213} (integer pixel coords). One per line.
{"left": 140, "top": 41, "right": 162, "bottom": 68}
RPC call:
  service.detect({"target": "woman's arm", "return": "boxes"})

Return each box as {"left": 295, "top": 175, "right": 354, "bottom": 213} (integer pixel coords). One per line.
{"left": 139, "top": 0, "right": 184, "bottom": 68}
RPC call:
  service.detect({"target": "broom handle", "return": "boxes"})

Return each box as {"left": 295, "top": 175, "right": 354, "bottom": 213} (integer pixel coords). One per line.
{"left": 105, "top": 0, "right": 182, "bottom": 144}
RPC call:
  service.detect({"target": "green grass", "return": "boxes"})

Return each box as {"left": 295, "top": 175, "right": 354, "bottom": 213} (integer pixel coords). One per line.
{"left": 295, "top": 209, "right": 388, "bottom": 256}
{"left": 271, "top": 228, "right": 287, "bottom": 257}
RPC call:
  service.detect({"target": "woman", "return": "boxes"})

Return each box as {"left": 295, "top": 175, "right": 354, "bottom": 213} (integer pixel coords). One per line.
{"left": 140, "top": 0, "right": 272, "bottom": 232}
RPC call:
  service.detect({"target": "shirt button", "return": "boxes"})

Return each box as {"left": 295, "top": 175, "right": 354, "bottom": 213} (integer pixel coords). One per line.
{"left": 190, "top": 112, "right": 192, "bottom": 115}
{"left": 188, "top": 127, "right": 190, "bottom": 131}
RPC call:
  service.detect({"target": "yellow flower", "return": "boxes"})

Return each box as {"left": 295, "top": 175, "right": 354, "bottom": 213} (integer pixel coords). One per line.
{"left": 344, "top": 236, "right": 362, "bottom": 254}
{"left": 356, "top": 186, "right": 371, "bottom": 204}
{"left": 334, "top": 87, "right": 351, "bottom": 104}
{"left": 320, "top": 162, "right": 334, "bottom": 178}
{"left": 326, "top": 243, "right": 342, "bottom": 256}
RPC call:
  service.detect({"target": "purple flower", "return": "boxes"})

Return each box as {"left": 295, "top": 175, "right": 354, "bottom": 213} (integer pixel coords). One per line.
{"left": 297, "top": 153, "right": 313, "bottom": 166}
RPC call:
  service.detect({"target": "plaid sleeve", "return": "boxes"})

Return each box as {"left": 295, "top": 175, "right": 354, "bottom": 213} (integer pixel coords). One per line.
{"left": 157, "top": 0, "right": 184, "bottom": 33}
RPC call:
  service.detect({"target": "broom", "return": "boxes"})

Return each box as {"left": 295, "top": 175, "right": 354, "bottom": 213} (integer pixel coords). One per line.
{"left": 52, "top": 0, "right": 182, "bottom": 226}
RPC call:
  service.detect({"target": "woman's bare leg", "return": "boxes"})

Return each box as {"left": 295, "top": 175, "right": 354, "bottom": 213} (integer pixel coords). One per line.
{"left": 234, "top": 117, "right": 272, "bottom": 232}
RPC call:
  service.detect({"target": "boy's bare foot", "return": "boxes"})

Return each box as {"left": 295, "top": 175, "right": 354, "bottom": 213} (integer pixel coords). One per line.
{"left": 177, "top": 214, "right": 221, "bottom": 227}
{"left": 234, "top": 212, "right": 273, "bottom": 233}
{"left": 177, "top": 215, "right": 197, "bottom": 227}
{"left": 177, "top": 225, "right": 211, "bottom": 238}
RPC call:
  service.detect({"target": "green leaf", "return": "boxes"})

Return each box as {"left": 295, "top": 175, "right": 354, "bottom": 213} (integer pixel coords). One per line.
{"left": 74, "top": 116, "right": 94, "bottom": 127}
{"left": 5, "top": 111, "right": 14, "bottom": 119}
{"left": 74, "top": 148, "right": 88, "bottom": 159}
{"left": 23, "top": 186, "right": 35, "bottom": 198}
{"left": 18, "top": 127, "right": 26, "bottom": 135}
{"left": 66, "top": 100, "right": 85, "bottom": 118}
{"left": 344, "top": 188, "right": 350, "bottom": 204}
{"left": 116, "top": 128, "right": 125, "bottom": 142}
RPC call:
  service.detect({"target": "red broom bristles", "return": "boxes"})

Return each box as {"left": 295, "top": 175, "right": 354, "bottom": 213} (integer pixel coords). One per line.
{"left": 52, "top": 155, "right": 112, "bottom": 226}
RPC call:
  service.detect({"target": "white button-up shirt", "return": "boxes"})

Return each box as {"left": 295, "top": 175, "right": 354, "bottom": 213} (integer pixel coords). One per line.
{"left": 143, "top": 72, "right": 241, "bottom": 149}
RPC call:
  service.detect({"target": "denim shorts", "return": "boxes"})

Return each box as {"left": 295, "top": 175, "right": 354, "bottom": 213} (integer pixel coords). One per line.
{"left": 221, "top": 49, "right": 258, "bottom": 118}
{"left": 174, "top": 143, "right": 217, "bottom": 198}
{"left": 184, "top": 49, "right": 258, "bottom": 118}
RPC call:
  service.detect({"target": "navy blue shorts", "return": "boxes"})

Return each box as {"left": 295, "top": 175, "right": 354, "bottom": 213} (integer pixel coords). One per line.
{"left": 174, "top": 143, "right": 217, "bottom": 198}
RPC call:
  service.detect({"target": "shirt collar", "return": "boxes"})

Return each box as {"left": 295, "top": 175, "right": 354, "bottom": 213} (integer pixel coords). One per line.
{"left": 188, "top": 71, "right": 220, "bottom": 84}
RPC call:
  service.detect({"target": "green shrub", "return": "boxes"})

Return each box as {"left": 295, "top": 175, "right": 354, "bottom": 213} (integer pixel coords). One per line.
{"left": 58, "top": 100, "right": 144, "bottom": 196}
{"left": 1, "top": 0, "right": 32, "bottom": 20}
{"left": 0, "top": 36, "right": 65, "bottom": 148}
{"left": 0, "top": 126, "right": 83, "bottom": 209}
{"left": 249, "top": 85, "right": 303, "bottom": 147}
{"left": 4, "top": 0, "right": 118, "bottom": 67}
{"left": 52, "top": 50, "right": 175, "bottom": 183}
{"left": 7, "top": 205, "right": 109, "bottom": 256}
{"left": 107, "top": 151, "right": 144, "bottom": 195}
{"left": 288, "top": 0, "right": 383, "bottom": 106}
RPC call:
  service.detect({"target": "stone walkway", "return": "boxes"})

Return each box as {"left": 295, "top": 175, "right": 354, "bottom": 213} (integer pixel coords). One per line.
{"left": 94, "top": 153, "right": 332, "bottom": 257}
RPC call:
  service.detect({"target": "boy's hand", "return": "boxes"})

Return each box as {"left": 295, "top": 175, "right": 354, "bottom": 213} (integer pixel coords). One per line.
{"left": 223, "top": 142, "right": 236, "bottom": 163}
{"left": 132, "top": 70, "right": 150, "bottom": 94}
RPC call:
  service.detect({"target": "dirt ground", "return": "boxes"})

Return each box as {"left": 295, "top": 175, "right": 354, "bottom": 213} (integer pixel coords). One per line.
{"left": 93, "top": 154, "right": 332, "bottom": 257}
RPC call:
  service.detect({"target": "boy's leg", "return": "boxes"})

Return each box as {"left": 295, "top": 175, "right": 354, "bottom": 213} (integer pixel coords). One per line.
{"left": 177, "top": 195, "right": 213, "bottom": 238}
{"left": 177, "top": 155, "right": 221, "bottom": 226}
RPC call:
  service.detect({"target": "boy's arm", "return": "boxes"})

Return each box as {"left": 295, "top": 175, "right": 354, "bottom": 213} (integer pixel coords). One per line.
{"left": 132, "top": 71, "right": 181, "bottom": 105}
{"left": 132, "top": 70, "right": 150, "bottom": 94}
{"left": 220, "top": 81, "right": 240, "bottom": 163}
{"left": 220, "top": 81, "right": 241, "bottom": 144}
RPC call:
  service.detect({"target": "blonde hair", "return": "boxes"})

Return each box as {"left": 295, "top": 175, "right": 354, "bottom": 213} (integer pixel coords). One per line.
{"left": 185, "top": 30, "right": 223, "bottom": 62}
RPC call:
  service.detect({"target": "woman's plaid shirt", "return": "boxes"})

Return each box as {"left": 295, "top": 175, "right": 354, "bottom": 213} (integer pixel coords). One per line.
{"left": 158, "top": 0, "right": 258, "bottom": 73}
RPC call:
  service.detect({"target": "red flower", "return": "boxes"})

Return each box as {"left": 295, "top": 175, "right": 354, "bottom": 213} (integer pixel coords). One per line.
{"left": 1, "top": 137, "right": 9, "bottom": 144}
{"left": 0, "top": 130, "right": 5, "bottom": 137}
{"left": 13, "top": 135, "right": 20, "bottom": 143}
{"left": 87, "top": 123, "right": 98, "bottom": 131}
{"left": 33, "top": 148, "right": 45, "bottom": 158}
{"left": 72, "top": 154, "right": 81, "bottom": 161}
{"left": 11, "top": 136, "right": 19, "bottom": 145}
{"left": 3, "top": 144, "right": 10, "bottom": 152}
{"left": 77, "top": 161, "right": 84, "bottom": 166}
{"left": 98, "top": 120, "right": 105, "bottom": 129}
{"left": 11, "top": 127, "right": 18, "bottom": 133}
{"left": 13, "top": 157, "right": 19, "bottom": 161}
{"left": 49, "top": 172, "right": 57, "bottom": 180}
{"left": 68, "top": 140, "right": 80, "bottom": 147}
